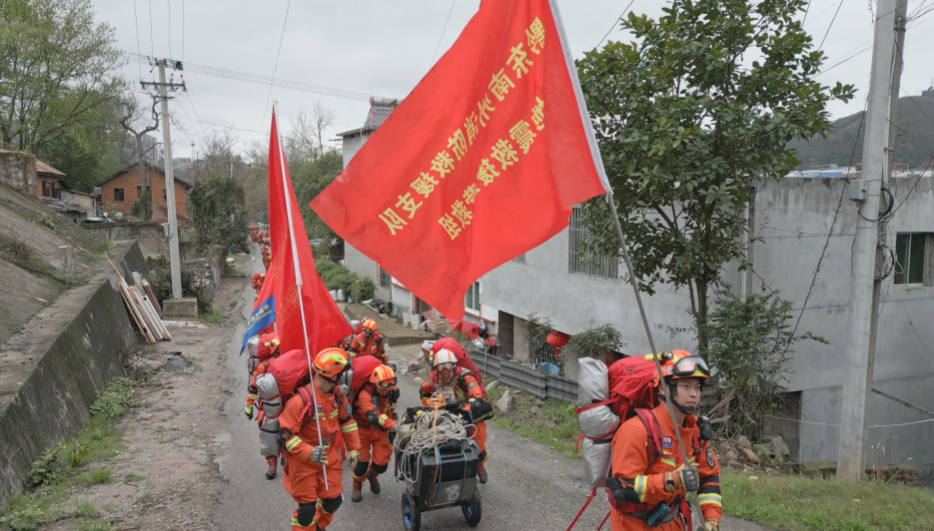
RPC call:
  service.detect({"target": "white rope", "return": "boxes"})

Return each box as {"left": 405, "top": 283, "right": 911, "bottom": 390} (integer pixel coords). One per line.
{"left": 399, "top": 410, "right": 474, "bottom": 483}
{"left": 766, "top": 414, "right": 934, "bottom": 429}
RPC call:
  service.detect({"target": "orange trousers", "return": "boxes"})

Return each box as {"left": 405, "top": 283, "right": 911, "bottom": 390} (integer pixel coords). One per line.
{"left": 284, "top": 452, "right": 344, "bottom": 530}
{"left": 473, "top": 420, "right": 488, "bottom": 460}
{"left": 610, "top": 505, "right": 690, "bottom": 531}
{"left": 354, "top": 427, "right": 392, "bottom": 479}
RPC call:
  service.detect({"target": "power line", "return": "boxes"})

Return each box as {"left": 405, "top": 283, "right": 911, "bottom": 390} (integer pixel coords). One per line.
{"left": 818, "top": 0, "right": 846, "bottom": 52}
{"left": 431, "top": 0, "right": 456, "bottom": 65}
{"left": 182, "top": 0, "right": 185, "bottom": 60}
{"left": 147, "top": 0, "right": 155, "bottom": 56}
{"left": 261, "top": 0, "right": 293, "bottom": 132}
{"left": 803, "top": 0, "right": 813, "bottom": 24}
{"left": 133, "top": 0, "right": 143, "bottom": 79}
{"left": 167, "top": 0, "right": 172, "bottom": 58}
{"left": 596, "top": 0, "right": 635, "bottom": 49}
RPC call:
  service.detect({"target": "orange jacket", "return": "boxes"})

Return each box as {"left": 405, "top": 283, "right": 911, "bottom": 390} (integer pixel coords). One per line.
{"left": 419, "top": 367, "right": 484, "bottom": 407}
{"left": 353, "top": 385, "right": 399, "bottom": 430}
{"left": 279, "top": 381, "right": 361, "bottom": 462}
{"left": 350, "top": 332, "right": 387, "bottom": 363}
{"left": 610, "top": 404, "right": 721, "bottom": 526}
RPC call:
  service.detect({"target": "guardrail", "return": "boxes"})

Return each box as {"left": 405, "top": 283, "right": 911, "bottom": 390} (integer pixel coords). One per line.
{"left": 472, "top": 350, "right": 580, "bottom": 403}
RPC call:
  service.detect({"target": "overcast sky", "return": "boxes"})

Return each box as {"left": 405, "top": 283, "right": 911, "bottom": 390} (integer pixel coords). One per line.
{"left": 90, "top": 0, "right": 934, "bottom": 160}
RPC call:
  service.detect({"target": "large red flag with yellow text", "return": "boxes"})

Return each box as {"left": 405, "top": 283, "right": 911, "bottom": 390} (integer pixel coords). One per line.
{"left": 255, "top": 110, "right": 352, "bottom": 355}
{"left": 310, "top": 0, "right": 609, "bottom": 319}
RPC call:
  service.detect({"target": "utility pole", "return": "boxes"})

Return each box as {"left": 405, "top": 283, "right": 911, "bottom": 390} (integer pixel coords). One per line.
{"left": 837, "top": 0, "right": 906, "bottom": 482}
{"left": 142, "top": 60, "right": 186, "bottom": 299}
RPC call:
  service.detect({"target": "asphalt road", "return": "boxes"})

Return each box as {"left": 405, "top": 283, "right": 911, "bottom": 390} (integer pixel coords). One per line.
{"left": 211, "top": 250, "right": 767, "bottom": 531}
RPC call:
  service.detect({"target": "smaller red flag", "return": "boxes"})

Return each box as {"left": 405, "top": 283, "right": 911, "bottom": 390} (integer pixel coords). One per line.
{"left": 254, "top": 111, "right": 352, "bottom": 356}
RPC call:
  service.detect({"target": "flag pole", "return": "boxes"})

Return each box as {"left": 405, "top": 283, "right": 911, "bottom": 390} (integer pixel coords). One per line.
{"left": 274, "top": 108, "right": 329, "bottom": 489}
{"left": 605, "top": 192, "right": 700, "bottom": 521}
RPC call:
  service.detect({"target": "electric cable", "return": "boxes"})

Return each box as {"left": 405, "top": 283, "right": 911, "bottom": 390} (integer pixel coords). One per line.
{"left": 431, "top": 0, "right": 457, "bottom": 65}
{"left": 167, "top": 0, "right": 172, "bottom": 58}
{"left": 133, "top": 0, "right": 143, "bottom": 79}
{"left": 261, "top": 0, "right": 293, "bottom": 133}
{"left": 595, "top": 0, "right": 636, "bottom": 49}
{"left": 148, "top": 0, "right": 155, "bottom": 56}
{"left": 817, "top": 0, "right": 846, "bottom": 52}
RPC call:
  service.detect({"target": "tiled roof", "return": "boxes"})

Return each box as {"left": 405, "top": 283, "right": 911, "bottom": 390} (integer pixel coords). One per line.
{"left": 363, "top": 97, "right": 399, "bottom": 129}
{"left": 95, "top": 162, "right": 192, "bottom": 188}
{"left": 0, "top": 149, "right": 66, "bottom": 177}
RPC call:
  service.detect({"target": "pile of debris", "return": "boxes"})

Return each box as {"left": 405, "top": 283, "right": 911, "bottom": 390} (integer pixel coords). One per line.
{"left": 715, "top": 435, "right": 790, "bottom": 468}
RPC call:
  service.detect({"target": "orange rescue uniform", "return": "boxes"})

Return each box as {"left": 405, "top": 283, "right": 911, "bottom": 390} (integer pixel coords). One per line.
{"left": 279, "top": 381, "right": 360, "bottom": 530}
{"left": 609, "top": 404, "right": 721, "bottom": 530}
{"left": 352, "top": 385, "right": 399, "bottom": 479}
{"left": 350, "top": 332, "right": 387, "bottom": 363}
{"left": 419, "top": 367, "right": 488, "bottom": 461}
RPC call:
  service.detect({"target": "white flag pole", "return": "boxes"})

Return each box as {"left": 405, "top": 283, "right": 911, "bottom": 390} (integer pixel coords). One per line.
{"left": 548, "top": 0, "right": 701, "bottom": 520}
{"left": 274, "top": 108, "right": 329, "bottom": 489}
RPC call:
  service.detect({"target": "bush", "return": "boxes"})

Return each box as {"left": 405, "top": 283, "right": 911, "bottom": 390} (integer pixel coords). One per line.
{"left": 188, "top": 176, "right": 249, "bottom": 254}
{"left": 350, "top": 276, "right": 376, "bottom": 303}
{"left": 146, "top": 255, "right": 213, "bottom": 314}
{"left": 567, "top": 322, "right": 625, "bottom": 359}
{"left": 315, "top": 259, "right": 367, "bottom": 297}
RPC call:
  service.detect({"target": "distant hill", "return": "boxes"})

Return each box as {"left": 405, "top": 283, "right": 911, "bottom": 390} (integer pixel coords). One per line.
{"left": 788, "top": 88, "right": 934, "bottom": 170}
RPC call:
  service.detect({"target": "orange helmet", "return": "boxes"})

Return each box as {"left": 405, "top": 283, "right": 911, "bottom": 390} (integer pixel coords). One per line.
{"left": 257, "top": 333, "right": 280, "bottom": 358}
{"left": 370, "top": 364, "right": 397, "bottom": 389}
{"left": 314, "top": 347, "right": 349, "bottom": 379}
{"left": 660, "top": 349, "right": 710, "bottom": 382}
{"left": 362, "top": 319, "right": 378, "bottom": 332}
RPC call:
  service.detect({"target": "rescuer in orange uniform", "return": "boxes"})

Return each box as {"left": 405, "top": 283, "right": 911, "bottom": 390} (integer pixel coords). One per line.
{"left": 279, "top": 349, "right": 361, "bottom": 531}
{"left": 419, "top": 348, "right": 493, "bottom": 483}
{"left": 350, "top": 319, "right": 387, "bottom": 363}
{"left": 606, "top": 351, "right": 721, "bottom": 531}
{"left": 351, "top": 364, "right": 399, "bottom": 502}
{"left": 244, "top": 333, "right": 281, "bottom": 479}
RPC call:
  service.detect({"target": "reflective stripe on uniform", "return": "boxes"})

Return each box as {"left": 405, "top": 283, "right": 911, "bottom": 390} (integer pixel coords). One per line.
{"left": 661, "top": 458, "right": 677, "bottom": 468}
{"left": 328, "top": 410, "right": 339, "bottom": 419}
{"left": 341, "top": 422, "right": 358, "bottom": 433}
{"left": 291, "top": 516, "right": 314, "bottom": 528}
{"left": 248, "top": 393, "right": 258, "bottom": 400}
{"left": 285, "top": 436, "right": 302, "bottom": 452}
{"left": 698, "top": 493, "right": 722, "bottom": 507}
{"left": 634, "top": 475, "right": 648, "bottom": 502}
{"left": 378, "top": 414, "right": 389, "bottom": 426}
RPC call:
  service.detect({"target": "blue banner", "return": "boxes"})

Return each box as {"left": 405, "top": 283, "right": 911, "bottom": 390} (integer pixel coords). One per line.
{"left": 241, "top": 294, "right": 276, "bottom": 354}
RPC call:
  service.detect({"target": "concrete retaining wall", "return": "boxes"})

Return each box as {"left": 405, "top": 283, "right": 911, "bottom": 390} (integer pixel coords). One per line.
{"left": 0, "top": 241, "right": 149, "bottom": 511}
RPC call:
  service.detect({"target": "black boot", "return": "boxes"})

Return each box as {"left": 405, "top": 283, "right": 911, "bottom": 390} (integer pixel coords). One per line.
{"left": 265, "top": 457, "right": 277, "bottom": 480}
{"left": 477, "top": 461, "right": 488, "bottom": 484}
{"left": 367, "top": 466, "right": 381, "bottom": 494}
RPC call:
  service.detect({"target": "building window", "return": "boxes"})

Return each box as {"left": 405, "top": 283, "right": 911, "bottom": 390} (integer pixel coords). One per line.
{"left": 512, "top": 253, "right": 526, "bottom": 264}
{"left": 465, "top": 282, "right": 480, "bottom": 312}
{"left": 113, "top": 188, "right": 124, "bottom": 202}
{"left": 162, "top": 188, "right": 167, "bottom": 202}
{"left": 378, "top": 265, "right": 391, "bottom": 288}
{"left": 569, "top": 207, "right": 618, "bottom": 278}
{"left": 136, "top": 185, "right": 141, "bottom": 198}
{"left": 895, "top": 233, "right": 929, "bottom": 285}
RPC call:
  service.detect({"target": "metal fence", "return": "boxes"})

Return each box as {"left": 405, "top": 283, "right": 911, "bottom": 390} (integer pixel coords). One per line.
{"left": 472, "top": 350, "right": 580, "bottom": 403}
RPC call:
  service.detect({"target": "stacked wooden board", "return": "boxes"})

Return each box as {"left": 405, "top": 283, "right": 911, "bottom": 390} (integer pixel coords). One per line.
{"left": 106, "top": 254, "right": 172, "bottom": 345}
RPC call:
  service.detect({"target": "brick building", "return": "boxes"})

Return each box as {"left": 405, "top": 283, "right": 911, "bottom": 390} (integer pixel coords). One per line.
{"left": 96, "top": 163, "right": 191, "bottom": 223}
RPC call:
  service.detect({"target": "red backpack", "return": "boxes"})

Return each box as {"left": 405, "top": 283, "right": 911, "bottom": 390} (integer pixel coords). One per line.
{"left": 431, "top": 337, "right": 483, "bottom": 388}
{"left": 267, "top": 349, "right": 312, "bottom": 400}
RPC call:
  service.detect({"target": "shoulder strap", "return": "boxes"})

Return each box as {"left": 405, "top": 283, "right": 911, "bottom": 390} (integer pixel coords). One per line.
{"left": 298, "top": 385, "right": 314, "bottom": 430}
{"left": 635, "top": 409, "right": 663, "bottom": 466}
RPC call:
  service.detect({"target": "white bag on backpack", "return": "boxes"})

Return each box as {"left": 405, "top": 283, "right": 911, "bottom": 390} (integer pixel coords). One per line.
{"left": 577, "top": 358, "right": 620, "bottom": 438}
{"left": 259, "top": 415, "right": 280, "bottom": 456}
{"left": 256, "top": 373, "right": 280, "bottom": 400}
{"left": 261, "top": 397, "right": 283, "bottom": 418}
{"left": 582, "top": 437, "right": 612, "bottom": 488}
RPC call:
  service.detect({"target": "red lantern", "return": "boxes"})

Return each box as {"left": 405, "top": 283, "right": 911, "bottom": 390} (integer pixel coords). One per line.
{"left": 546, "top": 331, "right": 570, "bottom": 357}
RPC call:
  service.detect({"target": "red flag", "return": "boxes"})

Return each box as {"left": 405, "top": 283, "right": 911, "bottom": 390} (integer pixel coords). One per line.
{"left": 255, "top": 110, "right": 352, "bottom": 356}
{"left": 311, "top": 0, "right": 609, "bottom": 319}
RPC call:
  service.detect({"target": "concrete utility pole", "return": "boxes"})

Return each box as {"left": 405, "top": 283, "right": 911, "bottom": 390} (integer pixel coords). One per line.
{"left": 837, "top": 0, "right": 906, "bottom": 482}
{"left": 143, "top": 60, "right": 186, "bottom": 299}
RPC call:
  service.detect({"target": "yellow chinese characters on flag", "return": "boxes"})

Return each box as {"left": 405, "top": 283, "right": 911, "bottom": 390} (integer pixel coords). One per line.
{"left": 310, "top": 0, "right": 610, "bottom": 319}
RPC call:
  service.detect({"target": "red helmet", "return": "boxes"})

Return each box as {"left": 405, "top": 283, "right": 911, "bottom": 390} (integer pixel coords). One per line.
{"left": 362, "top": 318, "right": 378, "bottom": 332}
{"left": 314, "top": 348, "right": 349, "bottom": 379}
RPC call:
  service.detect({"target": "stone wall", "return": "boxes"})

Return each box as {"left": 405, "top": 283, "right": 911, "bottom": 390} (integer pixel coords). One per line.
{"left": 0, "top": 241, "right": 149, "bottom": 511}
{"left": 82, "top": 221, "right": 168, "bottom": 257}
{"left": 0, "top": 151, "right": 37, "bottom": 198}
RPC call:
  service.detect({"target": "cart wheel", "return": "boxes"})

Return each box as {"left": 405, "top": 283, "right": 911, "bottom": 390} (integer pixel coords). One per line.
{"left": 462, "top": 491, "right": 482, "bottom": 527}
{"left": 402, "top": 493, "right": 421, "bottom": 531}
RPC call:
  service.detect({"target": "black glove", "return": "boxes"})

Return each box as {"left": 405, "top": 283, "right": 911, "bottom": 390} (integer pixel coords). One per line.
{"left": 388, "top": 429, "right": 397, "bottom": 446}
{"left": 605, "top": 477, "right": 638, "bottom": 504}
{"left": 698, "top": 416, "right": 713, "bottom": 442}
{"left": 443, "top": 400, "right": 462, "bottom": 412}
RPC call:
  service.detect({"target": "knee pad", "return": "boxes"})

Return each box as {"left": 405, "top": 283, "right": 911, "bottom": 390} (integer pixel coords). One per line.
{"left": 353, "top": 460, "right": 370, "bottom": 478}
{"left": 478, "top": 450, "right": 488, "bottom": 463}
{"left": 297, "top": 502, "right": 317, "bottom": 527}
{"left": 370, "top": 462, "right": 389, "bottom": 475}
{"left": 320, "top": 495, "right": 343, "bottom": 514}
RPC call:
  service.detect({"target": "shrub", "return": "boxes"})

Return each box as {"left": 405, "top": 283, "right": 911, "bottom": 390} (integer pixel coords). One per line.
{"left": 350, "top": 276, "right": 376, "bottom": 303}
{"left": 567, "top": 322, "right": 625, "bottom": 359}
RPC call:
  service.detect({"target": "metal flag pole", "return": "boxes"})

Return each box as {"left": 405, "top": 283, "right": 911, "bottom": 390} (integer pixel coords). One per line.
{"left": 605, "top": 192, "right": 701, "bottom": 520}
{"left": 274, "top": 107, "right": 329, "bottom": 488}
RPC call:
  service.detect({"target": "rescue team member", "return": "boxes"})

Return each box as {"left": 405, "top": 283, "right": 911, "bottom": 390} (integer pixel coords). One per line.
{"left": 351, "top": 364, "right": 400, "bottom": 502}
{"left": 420, "top": 348, "right": 492, "bottom": 484}
{"left": 350, "top": 319, "right": 388, "bottom": 363}
{"left": 244, "top": 333, "right": 281, "bottom": 479}
{"left": 606, "top": 351, "right": 721, "bottom": 531}
{"left": 279, "top": 349, "right": 361, "bottom": 531}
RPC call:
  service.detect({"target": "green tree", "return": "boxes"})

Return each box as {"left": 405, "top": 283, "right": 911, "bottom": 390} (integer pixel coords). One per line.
{"left": 188, "top": 177, "right": 249, "bottom": 254}
{"left": 293, "top": 149, "right": 343, "bottom": 243}
{"left": 0, "top": 0, "right": 124, "bottom": 156}
{"left": 699, "top": 289, "right": 825, "bottom": 440}
{"left": 576, "top": 0, "right": 854, "bottom": 352}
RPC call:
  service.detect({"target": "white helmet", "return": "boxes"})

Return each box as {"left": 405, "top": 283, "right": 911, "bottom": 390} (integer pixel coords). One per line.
{"left": 433, "top": 348, "right": 458, "bottom": 369}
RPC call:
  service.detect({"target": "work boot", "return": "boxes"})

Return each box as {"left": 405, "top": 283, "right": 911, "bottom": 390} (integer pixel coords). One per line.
{"left": 265, "top": 457, "right": 277, "bottom": 480}
{"left": 351, "top": 480, "right": 363, "bottom": 502}
{"left": 367, "top": 467, "right": 381, "bottom": 494}
{"left": 477, "top": 462, "right": 488, "bottom": 484}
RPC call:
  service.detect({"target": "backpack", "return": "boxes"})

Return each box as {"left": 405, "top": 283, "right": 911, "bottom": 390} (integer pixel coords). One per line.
{"left": 266, "top": 349, "right": 312, "bottom": 401}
